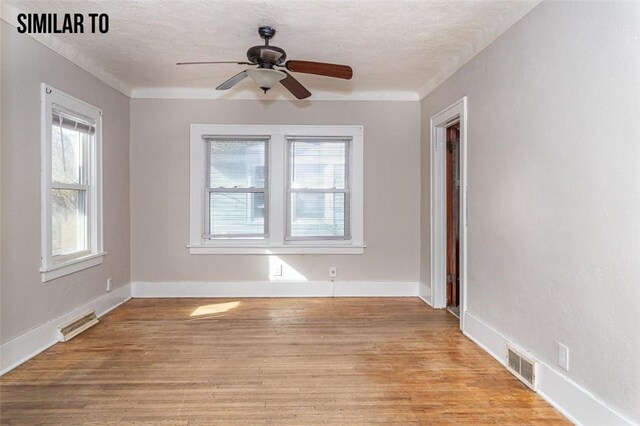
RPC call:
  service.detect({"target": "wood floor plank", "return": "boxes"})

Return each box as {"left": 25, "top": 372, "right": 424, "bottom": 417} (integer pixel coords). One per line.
{"left": 0, "top": 298, "right": 567, "bottom": 425}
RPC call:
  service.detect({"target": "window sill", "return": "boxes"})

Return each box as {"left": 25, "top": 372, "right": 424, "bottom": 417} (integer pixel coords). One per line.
{"left": 187, "top": 245, "right": 365, "bottom": 255}
{"left": 40, "top": 252, "right": 107, "bottom": 282}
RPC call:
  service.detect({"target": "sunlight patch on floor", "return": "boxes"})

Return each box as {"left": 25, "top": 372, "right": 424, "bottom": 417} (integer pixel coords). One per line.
{"left": 190, "top": 301, "right": 241, "bottom": 317}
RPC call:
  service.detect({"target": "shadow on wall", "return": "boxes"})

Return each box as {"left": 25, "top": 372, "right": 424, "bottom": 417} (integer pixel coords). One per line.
{"left": 267, "top": 253, "right": 308, "bottom": 282}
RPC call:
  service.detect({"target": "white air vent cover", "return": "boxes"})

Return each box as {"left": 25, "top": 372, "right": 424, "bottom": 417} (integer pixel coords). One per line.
{"left": 58, "top": 312, "right": 98, "bottom": 342}
{"left": 506, "top": 345, "right": 538, "bottom": 390}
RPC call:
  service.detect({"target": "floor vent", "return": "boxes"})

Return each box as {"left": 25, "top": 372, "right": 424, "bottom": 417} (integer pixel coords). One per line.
{"left": 506, "top": 345, "right": 538, "bottom": 390}
{"left": 58, "top": 312, "right": 98, "bottom": 342}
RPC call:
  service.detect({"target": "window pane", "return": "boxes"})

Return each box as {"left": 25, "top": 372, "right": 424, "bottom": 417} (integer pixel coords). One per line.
{"left": 290, "top": 141, "right": 346, "bottom": 189}
{"left": 209, "top": 192, "right": 265, "bottom": 236}
{"left": 52, "top": 124, "right": 84, "bottom": 184}
{"left": 52, "top": 189, "right": 87, "bottom": 256}
{"left": 210, "top": 141, "right": 266, "bottom": 188}
{"left": 290, "top": 192, "right": 345, "bottom": 237}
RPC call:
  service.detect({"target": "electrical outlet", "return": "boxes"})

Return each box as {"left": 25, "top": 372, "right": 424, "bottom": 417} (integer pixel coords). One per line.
{"left": 558, "top": 343, "right": 569, "bottom": 371}
{"left": 329, "top": 266, "right": 337, "bottom": 278}
{"left": 274, "top": 264, "right": 283, "bottom": 277}
{"left": 106, "top": 278, "right": 112, "bottom": 292}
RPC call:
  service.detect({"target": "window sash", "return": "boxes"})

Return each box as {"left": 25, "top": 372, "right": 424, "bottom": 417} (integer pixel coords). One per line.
{"left": 53, "top": 251, "right": 92, "bottom": 264}
{"left": 204, "top": 138, "right": 269, "bottom": 239}
{"left": 204, "top": 189, "right": 267, "bottom": 239}
{"left": 50, "top": 114, "right": 93, "bottom": 262}
{"left": 51, "top": 182, "right": 90, "bottom": 191}
{"left": 286, "top": 138, "right": 351, "bottom": 241}
{"left": 51, "top": 121, "right": 90, "bottom": 185}
{"left": 50, "top": 184, "right": 90, "bottom": 260}
{"left": 286, "top": 190, "right": 351, "bottom": 241}
{"left": 53, "top": 249, "right": 92, "bottom": 263}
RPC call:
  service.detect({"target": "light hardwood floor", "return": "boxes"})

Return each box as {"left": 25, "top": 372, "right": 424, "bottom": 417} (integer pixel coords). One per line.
{"left": 0, "top": 298, "right": 567, "bottom": 425}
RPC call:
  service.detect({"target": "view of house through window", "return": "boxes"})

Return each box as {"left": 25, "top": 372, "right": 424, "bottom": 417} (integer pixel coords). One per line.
{"left": 288, "top": 139, "right": 349, "bottom": 239}
{"left": 206, "top": 139, "right": 268, "bottom": 238}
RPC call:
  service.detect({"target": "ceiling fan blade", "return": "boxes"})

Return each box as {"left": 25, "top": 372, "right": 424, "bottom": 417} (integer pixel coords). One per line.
{"left": 285, "top": 60, "right": 352, "bottom": 80}
{"left": 176, "top": 61, "right": 252, "bottom": 65}
{"left": 216, "top": 71, "right": 249, "bottom": 90}
{"left": 280, "top": 71, "right": 311, "bottom": 99}
{"left": 260, "top": 49, "right": 284, "bottom": 63}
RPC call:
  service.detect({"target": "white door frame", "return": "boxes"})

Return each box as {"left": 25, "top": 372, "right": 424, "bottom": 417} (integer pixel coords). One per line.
{"left": 430, "top": 97, "right": 468, "bottom": 331}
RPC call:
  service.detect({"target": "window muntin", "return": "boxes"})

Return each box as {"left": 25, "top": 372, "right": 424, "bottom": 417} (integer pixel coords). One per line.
{"left": 287, "top": 139, "right": 350, "bottom": 240}
{"left": 50, "top": 109, "right": 95, "bottom": 261}
{"left": 205, "top": 138, "right": 268, "bottom": 239}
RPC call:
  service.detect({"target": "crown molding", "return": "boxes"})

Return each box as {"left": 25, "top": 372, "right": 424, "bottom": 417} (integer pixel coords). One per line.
{"left": 131, "top": 87, "right": 420, "bottom": 101}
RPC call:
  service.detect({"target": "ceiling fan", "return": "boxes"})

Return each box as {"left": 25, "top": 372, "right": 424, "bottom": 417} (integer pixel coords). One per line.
{"left": 177, "top": 26, "right": 353, "bottom": 99}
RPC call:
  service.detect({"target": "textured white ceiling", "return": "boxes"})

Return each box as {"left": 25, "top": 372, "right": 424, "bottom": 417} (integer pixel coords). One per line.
{"left": 2, "top": 0, "right": 540, "bottom": 100}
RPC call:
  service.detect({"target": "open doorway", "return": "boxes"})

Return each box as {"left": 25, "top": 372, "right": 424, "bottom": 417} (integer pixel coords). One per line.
{"left": 430, "top": 97, "right": 467, "bottom": 330}
{"left": 445, "top": 123, "right": 461, "bottom": 318}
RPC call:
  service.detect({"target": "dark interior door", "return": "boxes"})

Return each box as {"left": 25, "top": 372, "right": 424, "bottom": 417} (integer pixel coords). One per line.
{"left": 446, "top": 123, "right": 460, "bottom": 312}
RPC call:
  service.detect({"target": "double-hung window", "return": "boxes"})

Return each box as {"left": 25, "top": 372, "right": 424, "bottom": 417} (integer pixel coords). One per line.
{"left": 205, "top": 138, "right": 268, "bottom": 239}
{"left": 190, "top": 125, "right": 363, "bottom": 254}
{"left": 41, "top": 84, "right": 104, "bottom": 281}
{"left": 287, "top": 138, "right": 349, "bottom": 240}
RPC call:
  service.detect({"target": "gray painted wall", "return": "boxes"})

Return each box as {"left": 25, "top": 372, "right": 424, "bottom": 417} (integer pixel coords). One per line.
{"left": 1, "top": 21, "right": 131, "bottom": 343}
{"left": 420, "top": 1, "right": 640, "bottom": 421}
{"left": 130, "top": 99, "right": 420, "bottom": 283}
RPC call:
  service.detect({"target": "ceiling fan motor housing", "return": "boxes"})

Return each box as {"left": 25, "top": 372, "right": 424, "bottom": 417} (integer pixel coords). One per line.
{"left": 246, "top": 45, "right": 287, "bottom": 66}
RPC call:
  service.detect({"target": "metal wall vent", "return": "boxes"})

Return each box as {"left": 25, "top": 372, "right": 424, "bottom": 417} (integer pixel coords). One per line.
{"left": 506, "top": 345, "right": 538, "bottom": 391}
{"left": 58, "top": 312, "right": 98, "bottom": 342}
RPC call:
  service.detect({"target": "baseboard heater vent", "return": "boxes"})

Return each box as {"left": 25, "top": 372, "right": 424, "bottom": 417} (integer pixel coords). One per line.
{"left": 506, "top": 345, "right": 538, "bottom": 390}
{"left": 58, "top": 312, "right": 99, "bottom": 342}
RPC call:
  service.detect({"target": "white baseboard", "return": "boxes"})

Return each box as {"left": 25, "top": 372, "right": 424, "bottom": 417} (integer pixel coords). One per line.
{"left": 463, "top": 311, "right": 635, "bottom": 426}
{"left": 0, "top": 283, "right": 131, "bottom": 376}
{"left": 131, "top": 281, "right": 418, "bottom": 298}
{"left": 418, "top": 282, "right": 433, "bottom": 306}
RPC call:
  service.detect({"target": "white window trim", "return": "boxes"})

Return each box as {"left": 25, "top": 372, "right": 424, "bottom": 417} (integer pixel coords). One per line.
{"left": 40, "top": 83, "right": 106, "bottom": 282}
{"left": 189, "top": 124, "right": 364, "bottom": 255}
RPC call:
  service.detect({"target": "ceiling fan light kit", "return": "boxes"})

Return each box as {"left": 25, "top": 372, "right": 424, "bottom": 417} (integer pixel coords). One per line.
{"left": 246, "top": 68, "right": 287, "bottom": 93}
{"left": 177, "top": 26, "right": 353, "bottom": 99}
